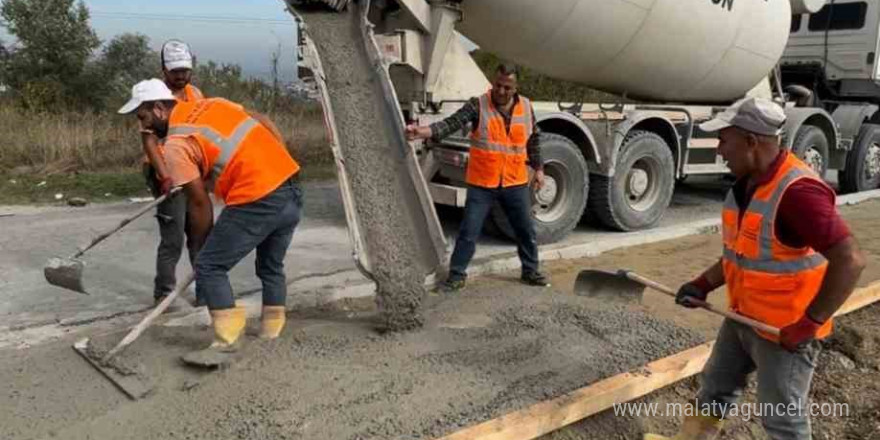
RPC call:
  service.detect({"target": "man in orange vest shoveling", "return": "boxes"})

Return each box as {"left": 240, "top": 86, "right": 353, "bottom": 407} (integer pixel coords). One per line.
{"left": 406, "top": 64, "right": 549, "bottom": 292}
{"left": 138, "top": 39, "right": 206, "bottom": 308}
{"left": 646, "top": 97, "right": 866, "bottom": 440}
{"left": 120, "top": 79, "right": 302, "bottom": 367}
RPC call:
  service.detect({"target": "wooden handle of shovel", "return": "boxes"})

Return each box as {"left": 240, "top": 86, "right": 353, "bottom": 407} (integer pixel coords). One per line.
{"left": 102, "top": 270, "right": 195, "bottom": 362}
{"left": 621, "top": 271, "right": 781, "bottom": 337}
{"left": 73, "top": 187, "right": 182, "bottom": 259}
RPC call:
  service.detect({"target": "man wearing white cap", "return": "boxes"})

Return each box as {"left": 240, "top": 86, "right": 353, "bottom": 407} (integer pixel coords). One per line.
{"left": 120, "top": 79, "right": 302, "bottom": 366}
{"left": 646, "top": 97, "right": 865, "bottom": 439}
{"left": 160, "top": 39, "right": 204, "bottom": 102}
{"left": 140, "top": 39, "right": 206, "bottom": 307}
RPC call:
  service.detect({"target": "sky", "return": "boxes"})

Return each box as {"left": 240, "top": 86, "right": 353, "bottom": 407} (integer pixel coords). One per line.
{"left": 1, "top": 0, "right": 301, "bottom": 81}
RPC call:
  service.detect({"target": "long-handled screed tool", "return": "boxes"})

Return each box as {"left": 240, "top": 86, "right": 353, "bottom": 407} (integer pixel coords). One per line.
{"left": 73, "top": 270, "right": 195, "bottom": 399}
{"left": 44, "top": 187, "right": 181, "bottom": 294}
{"left": 574, "top": 269, "right": 780, "bottom": 336}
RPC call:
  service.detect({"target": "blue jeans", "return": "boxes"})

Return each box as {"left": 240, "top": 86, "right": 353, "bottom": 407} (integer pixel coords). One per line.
{"left": 195, "top": 178, "right": 302, "bottom": 310}
{"left": 144, "top": 163, "right": 197, "bottom": 300}
{"left": 696, "top": 319, "right": 822, "bottom": 440}
{"left": 448, "top": 184, "right": 539, "bottom": 281}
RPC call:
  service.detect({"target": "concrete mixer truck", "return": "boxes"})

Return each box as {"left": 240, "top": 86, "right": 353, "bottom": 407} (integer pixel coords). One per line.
{"left": 289, "top": 0, "right": 880, "bottom": 245}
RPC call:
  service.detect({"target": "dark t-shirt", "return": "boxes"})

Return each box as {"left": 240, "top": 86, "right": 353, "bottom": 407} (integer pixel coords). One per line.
{"left": 732, "top": 151, "right": 851, "bottom": 252}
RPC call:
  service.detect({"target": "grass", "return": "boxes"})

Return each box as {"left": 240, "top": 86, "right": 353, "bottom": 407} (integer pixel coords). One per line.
{"left": 0, "top": 100, "right": 335, "bottom": 205}
{"left": 0, "top": 170, "right": 150, "bottom": 205}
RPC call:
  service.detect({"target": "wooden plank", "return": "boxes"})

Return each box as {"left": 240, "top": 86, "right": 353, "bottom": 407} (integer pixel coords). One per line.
{"left": 435, "top": 281, "right": 880, "bottom": 440}
{"left": 835, "top": 282, "right": 880, "bottom": 317}
{"left": 436, "top": 342, "right": 714, "bottom": 440}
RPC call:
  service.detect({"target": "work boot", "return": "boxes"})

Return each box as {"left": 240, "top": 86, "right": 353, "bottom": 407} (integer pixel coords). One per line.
{"left": 437, "top": 278, "right": 466, "bottom": 294}
{"left": 182, "top": 306, "right": 247, "bottom": 367}
{"left": 643, "top": 414, "right": 723, "bottom": 440}
{"left": 521, "top": 271, "right": 551, "bottom": 287}
{"left": 259, "top": 306, "right": 286, "bottom": 340}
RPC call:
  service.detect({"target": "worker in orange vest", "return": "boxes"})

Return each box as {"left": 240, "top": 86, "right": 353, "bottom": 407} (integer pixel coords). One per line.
{"left": 646, "top": 97, "right": 866, "bottom": 440}
{"left": 138, "top": 40, "right": 206, "bottom": 308}
{"left": 120, "top": 79, "right": 302, "bottom": 367}
{"left": 406, "top": 64, "right": 549, "bottom": 292}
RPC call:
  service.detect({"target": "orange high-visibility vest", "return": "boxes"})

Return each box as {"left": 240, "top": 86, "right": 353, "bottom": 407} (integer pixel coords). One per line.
{"left": 466, "top": 93, "right": 534, "bottom": 188}
{"left": 181, "top": 84, "right": 204, "bottom": 102}
{"left": 167, "top": 98, "right": 300, "bottom": 206}
{"left": 721, "top": 151, "right": 832, "bottom": 342}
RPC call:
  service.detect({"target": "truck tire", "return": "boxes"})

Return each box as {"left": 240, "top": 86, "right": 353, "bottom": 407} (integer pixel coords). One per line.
{"left": 588, "top": 131, "right": 675, "bottom": 231}
{"left": 791, "top": 125, "right": 829, "bottom": 179}
{"left": 489, "top": 133, "right": 589, "bottom": 244}
{"left": 840, "top": 124, "right": 880, "bottom": 193}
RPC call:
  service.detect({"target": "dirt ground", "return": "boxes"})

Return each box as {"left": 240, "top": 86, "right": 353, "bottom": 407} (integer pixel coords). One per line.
{"left": 2, "top": 200, "right": 879, "bottom": 440}
{"left": 541, "top": 199, "right": 880, "bottom": 440}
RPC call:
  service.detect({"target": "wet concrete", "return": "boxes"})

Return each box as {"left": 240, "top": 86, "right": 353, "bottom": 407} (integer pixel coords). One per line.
{"left": 0, "top": 284, "right": 702, "bottom": 440}
{"left": 296, "top": 6, "right": 435, "bottom": 331}
{"left": 2, "top": 198, "right": 878, "bottom": 440}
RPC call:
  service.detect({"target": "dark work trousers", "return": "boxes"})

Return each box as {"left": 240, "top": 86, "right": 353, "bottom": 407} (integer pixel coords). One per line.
{"left": 448, "top": 184, "right": 539, "bottom": 281}
{"left": 194, "top": 177, "right": 303, "bottom": 310}
{"left": 143, "top": 163, "right": 198, "bottom": 300}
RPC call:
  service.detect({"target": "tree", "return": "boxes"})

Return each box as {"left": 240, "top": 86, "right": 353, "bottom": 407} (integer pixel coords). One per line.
{"left": 0, "top": 0, "right": 100, "bottom": 109}
{"left": 97, "top": 33, "right": 160, "bottom": 106}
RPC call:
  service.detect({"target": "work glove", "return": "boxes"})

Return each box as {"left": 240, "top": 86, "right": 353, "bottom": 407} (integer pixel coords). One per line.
{"left": 780, "top": 314, "right": 823, "bottom": 352}
{"left": 675, "top": 281, "right": 709, "bottom": 309}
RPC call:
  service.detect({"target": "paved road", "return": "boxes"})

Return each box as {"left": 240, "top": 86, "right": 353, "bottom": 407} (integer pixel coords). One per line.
{"left": 0, "top": 177, "right": 733, "bottom": 335}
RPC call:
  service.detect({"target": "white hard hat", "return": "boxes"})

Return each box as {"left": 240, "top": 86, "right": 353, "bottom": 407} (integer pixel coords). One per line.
{"left": 162, "top": 39, "right": 194, "bottom": 71}
{"left": 117, "top": 79, "right": 176, "bottom": 114}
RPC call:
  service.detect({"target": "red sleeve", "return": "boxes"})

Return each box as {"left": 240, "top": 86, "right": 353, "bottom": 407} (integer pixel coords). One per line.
{"left": 775, "top": 179, "right": 851, "bottom": 252}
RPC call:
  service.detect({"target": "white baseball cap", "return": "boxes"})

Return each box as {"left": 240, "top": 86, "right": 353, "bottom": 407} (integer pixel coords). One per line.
{"left": 117, "top": 79, "right": 176, "bottom": 114}
{"left": 162, "top": 40, "right": 194, "bottom": 71}
{"left": 699, "top": 97, "right": 787, "bottom": 136}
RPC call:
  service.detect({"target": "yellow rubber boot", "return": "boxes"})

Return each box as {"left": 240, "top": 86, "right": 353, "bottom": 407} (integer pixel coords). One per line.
{"left": 182, "top": 306, "right": 247, "bottom": 367}
{"left": 209, "top": 306, "right": 247, "bottom": 348}
{"left": 644, "top": 414, "right": 723, "bottom": 440}
{"left": 259, "top": 306, "right": 286, "bottom": 340}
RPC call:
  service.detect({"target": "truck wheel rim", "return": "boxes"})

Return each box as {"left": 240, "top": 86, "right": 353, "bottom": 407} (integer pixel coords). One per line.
{"left": 626, "top": 158, "right": 660, "bottom": 212}
{"left": 532, "top": 161, "right": 567, "bottom": 223}
{"left": 865, "top": 143, "right": 880, "bottom": 182}
{"left": 804, "top": 147, "right": 824, "bottom": 175}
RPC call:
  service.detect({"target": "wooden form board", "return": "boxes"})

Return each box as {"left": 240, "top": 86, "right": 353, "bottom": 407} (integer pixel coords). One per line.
{"left": 435, "top": 281, "right": 880, "bottom": 440}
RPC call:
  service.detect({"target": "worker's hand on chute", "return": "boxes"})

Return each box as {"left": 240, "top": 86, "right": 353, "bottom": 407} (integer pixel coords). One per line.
{"left": 405, "top": 124, "right": 432, "bottom": 141}
{"left": 780, "top": 314, "right": 823, "bottom": 352}
{"left": 674, "top": 282, "right": 708, "bottom": 308}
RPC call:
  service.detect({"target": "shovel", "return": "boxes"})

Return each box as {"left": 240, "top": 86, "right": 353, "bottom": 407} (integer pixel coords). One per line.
{"left": 44, "top": 187, "right": 181, "bottom": 294}
{"left": 574, "top": 269, "right": 780, "bottom": 336}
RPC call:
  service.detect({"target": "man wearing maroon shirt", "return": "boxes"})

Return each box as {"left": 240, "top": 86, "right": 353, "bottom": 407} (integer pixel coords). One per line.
{"left": 647, "top": 97, "right": 865, "bottom": 440}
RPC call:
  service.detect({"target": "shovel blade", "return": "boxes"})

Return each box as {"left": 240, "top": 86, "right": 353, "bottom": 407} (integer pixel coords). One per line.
{"left": 573, "top": 269, "right": 645, "bottom": 304}
{"left": 44, "top": 257, "right": 88, "bottom": 294}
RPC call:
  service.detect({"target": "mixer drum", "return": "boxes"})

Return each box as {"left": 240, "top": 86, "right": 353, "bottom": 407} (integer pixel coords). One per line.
{"left": 458, "top": 0, "right": 793, "bottom": 103}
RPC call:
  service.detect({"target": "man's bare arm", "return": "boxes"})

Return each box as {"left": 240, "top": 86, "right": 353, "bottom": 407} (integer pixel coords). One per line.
{"left": 807, "top": 236, "right": 866, "bottom": 322}
{"left": 142, "top": 132, "right": 170, "bottom": 180}
{"left": 184, "top": 177, "right": 214, "bottom": 255}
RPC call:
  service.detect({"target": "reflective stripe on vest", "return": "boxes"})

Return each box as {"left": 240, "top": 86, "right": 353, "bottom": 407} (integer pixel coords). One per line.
{"left": 721, "top": 152, "right": 832, "bottom": 342}
{"left": 168, "top": 117, "right": 259, "bottom": 178}
{"left": 722, "top": 165, "right": 828, "bottom": 273}
{"left": 471, "top": 95, "right": 531, "bottom": 154}
{"left": 466, "top": 93, "right": 533, "bottom": 188}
